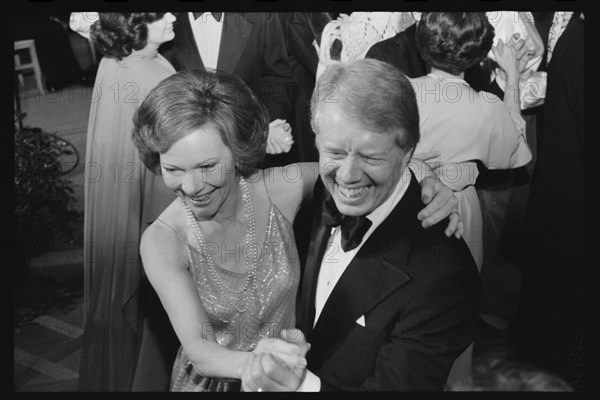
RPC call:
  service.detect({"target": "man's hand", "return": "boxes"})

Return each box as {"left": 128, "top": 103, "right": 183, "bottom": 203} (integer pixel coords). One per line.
{"left": 240, "top": 329, "right": 310, "bottom": 392}
{"left": 266, "top": 119, "right": 293, "bottom": 154}
{"left": 281, "top": 329, "right": 310, "bottom": 358}
{"left": 240, "top": 352, "right": 305, "bottom": 392}
{"left": 418, "top": 175, "right": 463, "bottom": 238}
{"left": 253, "top": 336, "right": 307, "bottom": 371}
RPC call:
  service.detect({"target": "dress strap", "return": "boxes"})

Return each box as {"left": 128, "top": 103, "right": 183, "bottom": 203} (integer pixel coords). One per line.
{"left": 261, "top": 172, "right": 274, "bottom": 205}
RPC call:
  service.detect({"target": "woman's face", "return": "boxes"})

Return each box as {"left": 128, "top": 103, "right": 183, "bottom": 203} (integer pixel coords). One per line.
{"left": 159, "top": 126, "right": 238, "bottom": 221}
{"left": 146, "top": 12, "right": 176, "bottom": 47}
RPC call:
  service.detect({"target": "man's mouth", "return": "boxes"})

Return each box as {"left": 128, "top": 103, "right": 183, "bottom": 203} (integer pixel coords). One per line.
{"left": 337, "top": 184, "right": 370, "bottom": 199}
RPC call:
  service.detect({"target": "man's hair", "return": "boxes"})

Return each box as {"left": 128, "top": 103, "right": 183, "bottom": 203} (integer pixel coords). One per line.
{"left": 416, "top": 12, "right": 495, "bottom": 76}
{"left": 310, "top": 58, "right": 420, "bottom": 152}
{"left": 132, "top": 69, "right": 269, "bottom": 176}
{"left": 90, "top": 13, "right": 166, "bottom": 58}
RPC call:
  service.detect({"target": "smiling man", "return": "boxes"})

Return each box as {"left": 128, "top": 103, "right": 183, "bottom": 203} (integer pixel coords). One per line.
{"left": 242, "top": 58, "right": 481, "bottom": 391}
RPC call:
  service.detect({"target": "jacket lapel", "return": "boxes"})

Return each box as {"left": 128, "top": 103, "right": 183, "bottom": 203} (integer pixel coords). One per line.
{"left": 172, "top": 13, "right": 205, "bottom": 70}
{"left": 307, "top": 175, "right": 424, "bottom": 367}
{"left": 217, "top": 13, "right": 252, "bottom": 73}
{"left": 297, "top": 177, "right": 330, "bottom": 338}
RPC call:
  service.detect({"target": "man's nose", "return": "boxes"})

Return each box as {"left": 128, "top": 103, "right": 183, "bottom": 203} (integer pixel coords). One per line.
{"left": 336, "top": 156, "right": 361, "bottom": 183}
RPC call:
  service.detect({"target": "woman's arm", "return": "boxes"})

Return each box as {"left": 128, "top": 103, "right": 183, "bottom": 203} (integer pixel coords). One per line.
{"left": 492, "top": 39, "right": 521, "bottom": 117}
{"left": 140, "top": 223, "right": 250, "bottom": 378}
{"left": 265, "top": 162, "right": 320, "bottom": 223}
{"left": 140, "top": 222, "right": 304, "bottom": 379}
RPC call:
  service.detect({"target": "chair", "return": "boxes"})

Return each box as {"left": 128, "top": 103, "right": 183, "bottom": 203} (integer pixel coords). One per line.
{"left": 14, "top": 39, "right": 45, "bottom": 96}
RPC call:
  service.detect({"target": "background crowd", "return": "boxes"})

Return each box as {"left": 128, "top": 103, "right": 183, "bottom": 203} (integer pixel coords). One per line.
{"left": 15, "top": 10, "right": 595, "bottom": 393}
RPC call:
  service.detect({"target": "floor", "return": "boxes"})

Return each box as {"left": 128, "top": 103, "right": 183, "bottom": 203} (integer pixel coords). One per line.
{"left": 13, "top": 77, "right": 517, "bottom": 392}
{"left": 14, "top": 77, "right": 89, "bottom": 392}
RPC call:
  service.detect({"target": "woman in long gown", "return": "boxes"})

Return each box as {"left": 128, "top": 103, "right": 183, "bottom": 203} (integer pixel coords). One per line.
{"left": 79, "top": 12, "right": 178, "bottom": 391}
{"left": 132, "top": 69, "right": 312, "bottom": 392}
{"left": 131, "top": 68, "right": 464, "bottom": 392}
{"left": 410, "top": 12, "right": 532, "bottom": 270}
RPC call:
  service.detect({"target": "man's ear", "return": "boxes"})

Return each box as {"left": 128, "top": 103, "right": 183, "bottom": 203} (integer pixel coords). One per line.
{"left": 401, "top": 148, "right": 415, "bottom": 169}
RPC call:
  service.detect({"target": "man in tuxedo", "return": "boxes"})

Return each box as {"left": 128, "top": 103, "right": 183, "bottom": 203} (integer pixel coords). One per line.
{"left": 160, "top": 12, "right": 296, "bottom": 165}
{"left": 241, "top": 59, "right": 481, "bottom": 391}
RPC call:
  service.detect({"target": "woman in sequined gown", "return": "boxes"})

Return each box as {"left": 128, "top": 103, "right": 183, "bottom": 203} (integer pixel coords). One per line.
{"left": 79, "top": 13, "right": 178, "bottom": 391}
{"left": 131, "top": 67, "right": 462, "bottom": 392}
{"left": 132, "top": 69, "right": 313, "bottom": 392}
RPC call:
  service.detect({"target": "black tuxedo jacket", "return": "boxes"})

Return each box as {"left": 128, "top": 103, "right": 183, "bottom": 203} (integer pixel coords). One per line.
{"left": 365, "top": 24, "right": 427, "bottom": 79}
{"left": 160, "top": 12, "right": 295, "bottom": 121}
{"left": 297, "top": 174, "right": 481, "bottom": 391}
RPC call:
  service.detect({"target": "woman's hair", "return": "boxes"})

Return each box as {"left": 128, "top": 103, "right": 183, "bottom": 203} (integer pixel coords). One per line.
{"left": 90, "top": 13, "right": 165, "bottom": 58}
{"left": 416, "top": 12, "right": 495, "bottom": 76}
{"left": 311, "top": 58, "right": 420, "bottom": 153}
{"left": 132, "top": 69, "right": 269, "bottom": 177}
{"left": 449, "top": 356, "right": 573, "bottom": 392}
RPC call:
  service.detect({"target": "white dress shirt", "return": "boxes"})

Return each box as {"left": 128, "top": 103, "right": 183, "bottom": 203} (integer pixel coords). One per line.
{"left": 299, "top": 167, "right": 412, "bottom": 391}
{"left": 188, "top": 12, "right": 224, "bottom": 70}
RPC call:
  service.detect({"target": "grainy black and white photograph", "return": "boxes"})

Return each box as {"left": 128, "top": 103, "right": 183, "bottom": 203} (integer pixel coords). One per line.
{"left": 10, "top": 0, "right": 598, "bottom": 395}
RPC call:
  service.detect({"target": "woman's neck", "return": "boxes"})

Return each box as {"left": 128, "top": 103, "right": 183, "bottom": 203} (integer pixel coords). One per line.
{"left": 132, "top": 42, "right": 160, "bottom": 55}
{"left": 206, "top": 178, "right": 245, "bottom": 228}
{"left": 429, "top": 67, "right": 464, "bottom": 80}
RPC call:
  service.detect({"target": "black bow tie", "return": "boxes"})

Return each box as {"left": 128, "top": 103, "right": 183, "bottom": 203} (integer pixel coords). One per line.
{"left": 193, "top": 12, "right": 223, "bottom": 22}
{"left": 322, "top": 192, "right": 372, "bottom": 252}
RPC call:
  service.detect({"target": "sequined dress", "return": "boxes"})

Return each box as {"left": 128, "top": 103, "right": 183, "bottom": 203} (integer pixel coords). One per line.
{"left": 169, "top": 197, "right": 300, "bottom": 392}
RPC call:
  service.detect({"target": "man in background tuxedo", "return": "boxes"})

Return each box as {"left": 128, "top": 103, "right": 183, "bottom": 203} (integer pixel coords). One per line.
{"left": 240, "top": 59, "right": 481, "bottom": 391}
{"left": 160, "top": 12, "right": 297, "bottom": 166}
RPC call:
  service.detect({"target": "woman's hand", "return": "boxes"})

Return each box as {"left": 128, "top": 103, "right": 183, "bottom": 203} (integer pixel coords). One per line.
{"left": 509, "top": 33, "right": 536, "bottom": 78}
{"left": 266, "top": 119, "right": 293, "bottom": 154}
{"left": 492, "top": 38, "right": 520, "bottom": 80}
{"left": 240, "top": 352, "right": 305, "bottom": 392}
{"left": 252, "top": 336, "right": 307, "bottom": 371}
{"left": 495, "top": 33, "right": 535, "bottom": 82}
{"left": 412, "top": 150, "right": 443, "bottom": 171}
{"left": 240, "top": 329, "right": 310, "bottom": 392}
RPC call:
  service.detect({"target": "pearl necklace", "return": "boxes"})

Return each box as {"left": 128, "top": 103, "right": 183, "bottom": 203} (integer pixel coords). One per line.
{"left": 182, "top": 177, "right": 258, "bottom": 313}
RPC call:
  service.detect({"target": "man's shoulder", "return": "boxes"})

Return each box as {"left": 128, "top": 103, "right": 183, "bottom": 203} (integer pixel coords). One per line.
{"left": 384, "top": 176, "right": 478, "bottom": 278}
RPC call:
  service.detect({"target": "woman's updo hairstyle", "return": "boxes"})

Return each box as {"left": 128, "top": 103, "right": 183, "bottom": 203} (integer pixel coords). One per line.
{"left": 90, "top": 13, "right": 165, "bottom": 59}
{"left": 416, "top": 12, "right": 495, "bottom": 76}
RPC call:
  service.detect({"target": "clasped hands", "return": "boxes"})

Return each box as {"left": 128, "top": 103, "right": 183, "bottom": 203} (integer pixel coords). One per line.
{"left": 493, "top": 32, "right": 536, "bottom": 81}
{"left": 239, "top": 329, "right": 310, "bottom": 392}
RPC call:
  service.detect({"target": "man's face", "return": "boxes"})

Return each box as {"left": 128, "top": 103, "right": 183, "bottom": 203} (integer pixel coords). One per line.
{"left": 314, "top": 103, "right": 413, "bottom": 217}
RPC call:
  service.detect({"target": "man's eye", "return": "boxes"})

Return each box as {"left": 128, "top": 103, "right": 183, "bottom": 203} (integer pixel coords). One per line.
{"left": 364, "top": 157, "right": 384, "bottom": 165}
{"left": 326, "top": 151, "right": 344, "bottom": 159}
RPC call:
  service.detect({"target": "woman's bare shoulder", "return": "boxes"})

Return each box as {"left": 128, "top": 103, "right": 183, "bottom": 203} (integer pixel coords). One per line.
{"left": 141, "top": 200, "right": 189, "bottom": 269}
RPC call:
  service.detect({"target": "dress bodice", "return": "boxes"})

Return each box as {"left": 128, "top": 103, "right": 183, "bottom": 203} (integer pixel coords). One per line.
{"left": 184, "top": 201, "right": 300, "bottom": 351}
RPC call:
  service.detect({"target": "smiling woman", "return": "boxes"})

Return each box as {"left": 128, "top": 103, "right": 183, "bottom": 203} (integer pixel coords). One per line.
{"left": 131, "top": 68, "right": 314, "bottom": 391}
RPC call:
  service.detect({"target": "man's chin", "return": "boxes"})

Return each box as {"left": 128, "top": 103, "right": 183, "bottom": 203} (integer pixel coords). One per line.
{"left": 333, "top": 198, "right": 372, "bottom": 217}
